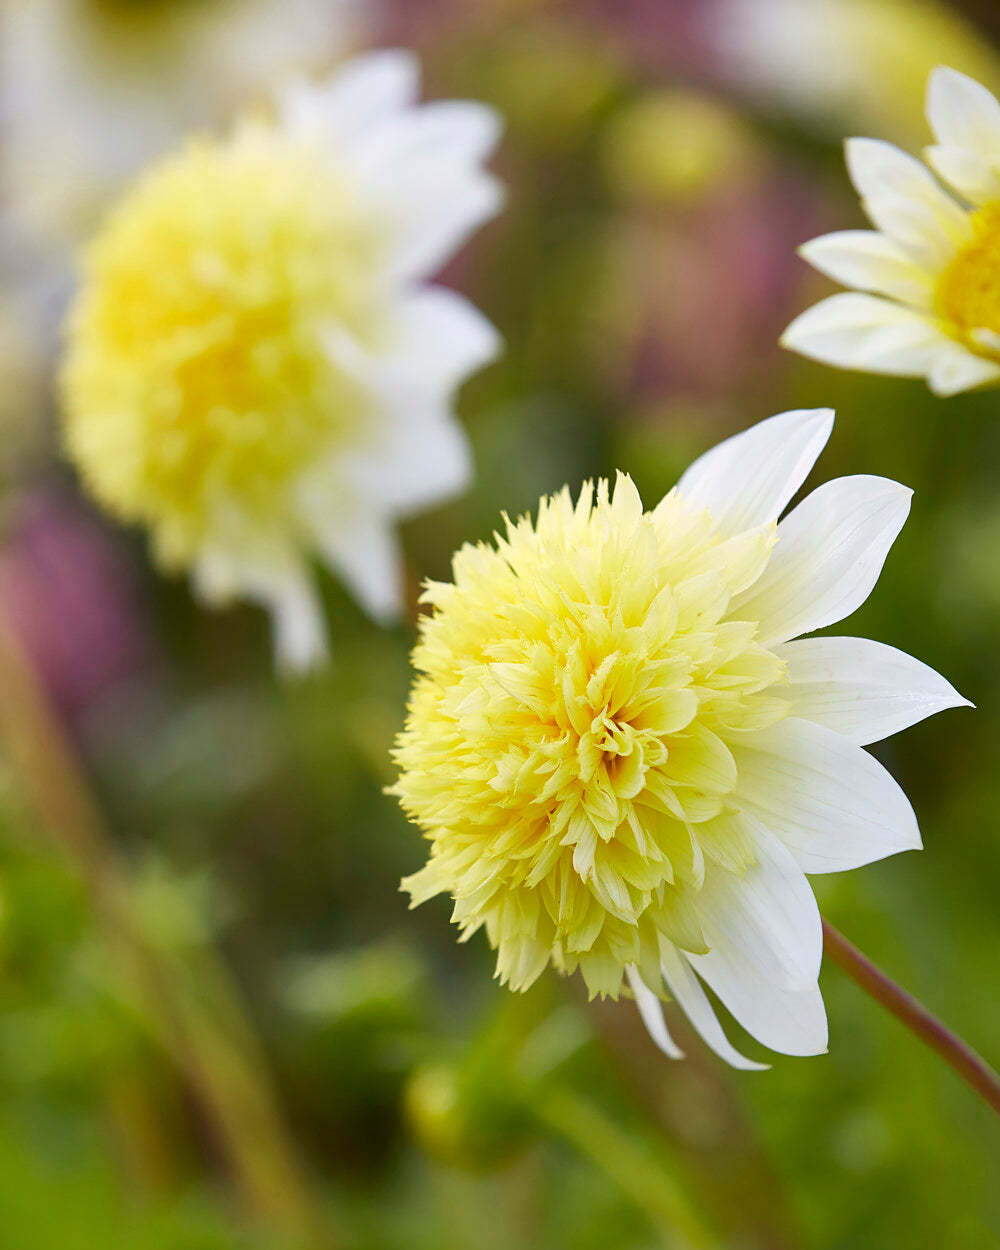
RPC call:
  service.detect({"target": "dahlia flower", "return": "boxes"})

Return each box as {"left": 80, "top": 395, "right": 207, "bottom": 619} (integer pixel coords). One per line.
{"left": 392, "top": 409, "right": 968, "bottom": 1067}
{"left": 61, "top": 50, "right": 502, "bottom": 670}
{"left": 783, "top": 67, "right": 1000, "bottom": 396}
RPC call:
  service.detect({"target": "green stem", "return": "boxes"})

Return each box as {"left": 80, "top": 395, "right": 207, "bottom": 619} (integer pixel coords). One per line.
{"left": 823, "top": 919, "right": 1000, "bottom": 1118}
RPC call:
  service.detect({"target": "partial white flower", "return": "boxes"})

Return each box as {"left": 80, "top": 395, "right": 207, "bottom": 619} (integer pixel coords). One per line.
{"left": 60, "top": 50, "right": 503, "bottom": 671}
{"left": 392, "top": 408, "right": 969, "bottom": 1067}
{"left": 0, "top": 0, "right": 372, "bottom": 248}
{"left": 783, "top": 66, "right": 1000, "bottom": 396}
{"left": 710, "top": 0, "right": 1000, "bottom": 145}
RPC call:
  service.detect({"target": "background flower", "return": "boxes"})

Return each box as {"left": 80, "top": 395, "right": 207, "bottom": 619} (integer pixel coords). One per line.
{"left": 783, "top": 66, "right": 1000, "bottom": 395}
{"left": 709, "top": 0, "right": 1000, "bottom": 144}
{"left": 61, "top": 50, "right": 503, "bottom": 670}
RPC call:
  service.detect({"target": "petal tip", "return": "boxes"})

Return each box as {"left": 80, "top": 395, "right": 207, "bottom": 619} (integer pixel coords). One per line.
{"left": 779, "top": 315, "right": 809, "bottom": 351}
{"left": 927, "top": 63, "right": 971, "bottom": 100}
{"left": 796, "top": 236, "right": 827, "bottom": 267}
{"left": 843, "top": 135, "right": 872, "bottom": 166}
{"left": 807, "top": 405, "right": 836, "bottom": 433}
{"left": 900, "top": 821, "right": 924, "bottom": 854}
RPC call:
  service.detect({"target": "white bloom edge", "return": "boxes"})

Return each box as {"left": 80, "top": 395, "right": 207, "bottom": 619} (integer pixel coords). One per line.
{"left": 633, "top": 408, "right": 969, "bottom": 1067}
{"left": 191, "top": 49, "right": 504, "bottom": 672}
{"left": 781, "top": 66, "right": 1000, "bottom": 397}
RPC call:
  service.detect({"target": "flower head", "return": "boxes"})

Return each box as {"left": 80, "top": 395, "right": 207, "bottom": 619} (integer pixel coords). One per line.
{"left": 392, "top": 410, "right": 969, "bottom": 1067}
{"left": 61, "top": 50, "right": 502, "bottom": 670}
{"left": 783, "top": 66, "right": 1000, "bottom": 397}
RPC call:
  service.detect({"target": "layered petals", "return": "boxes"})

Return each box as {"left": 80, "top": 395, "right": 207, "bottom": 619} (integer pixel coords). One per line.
{"left": 62, "top": 49, "right": 503, "bottom": 672}
{"left": 845, "top": 137, "right": 970, "bottom": 265}
{"left": 687, "top": 941, "right": 829, "bottom": 1058}
{"left": 780, "top": 293, "right": 1000, "bottom": 395}
{"left": 926, "top": 66, "right": 1000, "bottom": 163}
{"left": 393, "top": 408, "right": 967, "bottom": 1072}
{"left": 733, "top": 718, "right": 921, "bottom": 874}
{"left": 924, "top": 67, "right": 1000, "bottom": 204}
{"left": 734, "top": 474, "right": 911, "bottom": 646}
{"left": 659, "top": 940, "right": 768, "bottom": 1071}
{"left": 323, "top": 288, "right": 500, "bottom": 518}
{"left": 783, "top": 66, "right": 1000, "bottom": 395}
{"left": 797, "top": 231, "right": 934, "bottom": 308}
{"left": 352, "top": 99, "right": 504, "bottom": 282}
{"left": 625, "top": 965, "right": 684, "bottom": 1060}
{"left": 676, "top": 407, "right": 832, "bottom": 538}
{"left": 693, "top": 819, "right": 822, "bottom": 990}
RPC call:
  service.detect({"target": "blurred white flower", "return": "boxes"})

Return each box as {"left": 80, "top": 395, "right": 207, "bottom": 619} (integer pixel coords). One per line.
{"left": 0, "top": 0, "right": 371, "bottom": 247}
{"left": 784, "top": 67, "right": 1000, "bottom": 396}
{"left": 392, "top": 409, "right": 968, "bottom": 1067}
{"left": 61, "top": 50, "right": 503, "bottom": 671}
{"left": 711, "top": 0, "right": 1000, "bottom": 144}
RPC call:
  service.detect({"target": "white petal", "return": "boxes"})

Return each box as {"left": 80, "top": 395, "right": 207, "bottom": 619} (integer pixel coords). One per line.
{"left": 734, "top": 474, "right": 911, "bottom": 646}
{"left": 924, "top": 143, "right": 1000, "bottom": 207}
{"left": 798, "top": 230, "right": 935, "bottom": 308}
{"left": 777, "top": 635, "right": 971, "bottom": 745}
{"left": 280, "top": 50, "right": 420, "bottom": 140}
{"left": 733, "top": 717, "right": 921, "bottom": 874}
{"left": 927, "top": 348, "right": 1000, "bottom": 397}
{"left": 687, "top": 942, "right": 828, "bottom": 1057}
{"left": 625, "top": 965, "right": 685, "bottom": 1059}
{"left": 265, "top": 573, "right": 329, "bottom": 675}
{"left": 191, "top": 547, "right": 329, "bottom": 673}
{"left": 781, "top": 292, "right": 961, "bottom": 379}
{"left": 377, "top": 287, "right": 502, "bottom": 399}
{"left": 324, "top": 289, "right": 498, "bottom": 517}
{"left": 694, "top": 817, "right": 822, "bottom": 989}
{"left": 971, "top": 327, "right": 1000, "bottom": 354}
{"left": 675, "top": 408, "right": 833, "bottom": 537}
{"left": 926, "top": 66, "right": 1000, "bottom": 157}
{"left": 659, "top": 941, "right": 768, "bottom": 1071}
{"left": 354, "top": 101, "right": 504, "bottom": 281}
{"left": 345, "top": 411, "right": 472, "bottom": 519}
{"left": 313, "top": 513, "right": 404, "bottom": 624}
{"left": 844, "top": 137, "right": 970, "bottom": 266}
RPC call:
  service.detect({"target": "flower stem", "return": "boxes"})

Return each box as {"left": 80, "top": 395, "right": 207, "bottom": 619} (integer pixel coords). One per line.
{"left": 822, "top": 918, "right": 1000, "bottom": 1117}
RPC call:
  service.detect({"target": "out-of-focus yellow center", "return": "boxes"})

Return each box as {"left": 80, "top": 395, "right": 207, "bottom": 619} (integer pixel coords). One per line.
{"left": 61, "top": 123, "right": 378, "bottom": 569}
{"left": 391, "top": 477, "right": 789, "bottom": 1000}
{"left": 936, "top": 202, "right": 1000, "bottom": 361}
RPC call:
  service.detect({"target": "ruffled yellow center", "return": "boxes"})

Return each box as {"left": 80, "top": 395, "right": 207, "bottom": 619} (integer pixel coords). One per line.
{"left": 391, "top": 477, "right": 789, "bottom": 999}
{"left": 61, "top": 122, "right": 378, "bottom": 569}
{"left": 936, "top": 202, "right": 1000, "bottom": 360}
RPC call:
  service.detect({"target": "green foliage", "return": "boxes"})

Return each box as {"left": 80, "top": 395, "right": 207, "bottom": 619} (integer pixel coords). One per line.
{"left": 1, "top": 3, "right": 999, "bottom": 1247}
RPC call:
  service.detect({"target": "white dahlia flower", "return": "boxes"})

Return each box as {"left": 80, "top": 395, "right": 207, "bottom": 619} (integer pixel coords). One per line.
{"left": 60, "top": 50, "right": 503, "bottom": 671}
{"left": 783, "top": 67, "right": 1000, "bottom": 396}
{"left": 391, "top": 409, "right": 969, "bottom": 1067}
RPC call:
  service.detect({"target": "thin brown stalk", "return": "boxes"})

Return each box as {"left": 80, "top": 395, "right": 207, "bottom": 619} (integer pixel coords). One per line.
{"left": 823, "top": 919, "right": 1000, "bottom": 1118}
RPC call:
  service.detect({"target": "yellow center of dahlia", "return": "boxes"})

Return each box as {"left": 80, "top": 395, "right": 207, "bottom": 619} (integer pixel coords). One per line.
{"left": 392, "top": 477, "right": 789, "bottom": 999}
{"left": 935, "top": 202, "right": 1000, "bottom": 360}
{"left": 61, "top": 122, "right": 379, "bottom": 569}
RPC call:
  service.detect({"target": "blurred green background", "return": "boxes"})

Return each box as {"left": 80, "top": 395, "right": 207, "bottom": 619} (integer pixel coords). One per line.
{"left": 1, "top": 0, "right": 999, "bottom": 1246}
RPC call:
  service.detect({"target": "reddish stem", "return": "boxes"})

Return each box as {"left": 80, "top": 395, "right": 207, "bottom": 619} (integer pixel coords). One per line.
{"left": 822, "top": 919, "right": 1000, "bottom": 1118}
